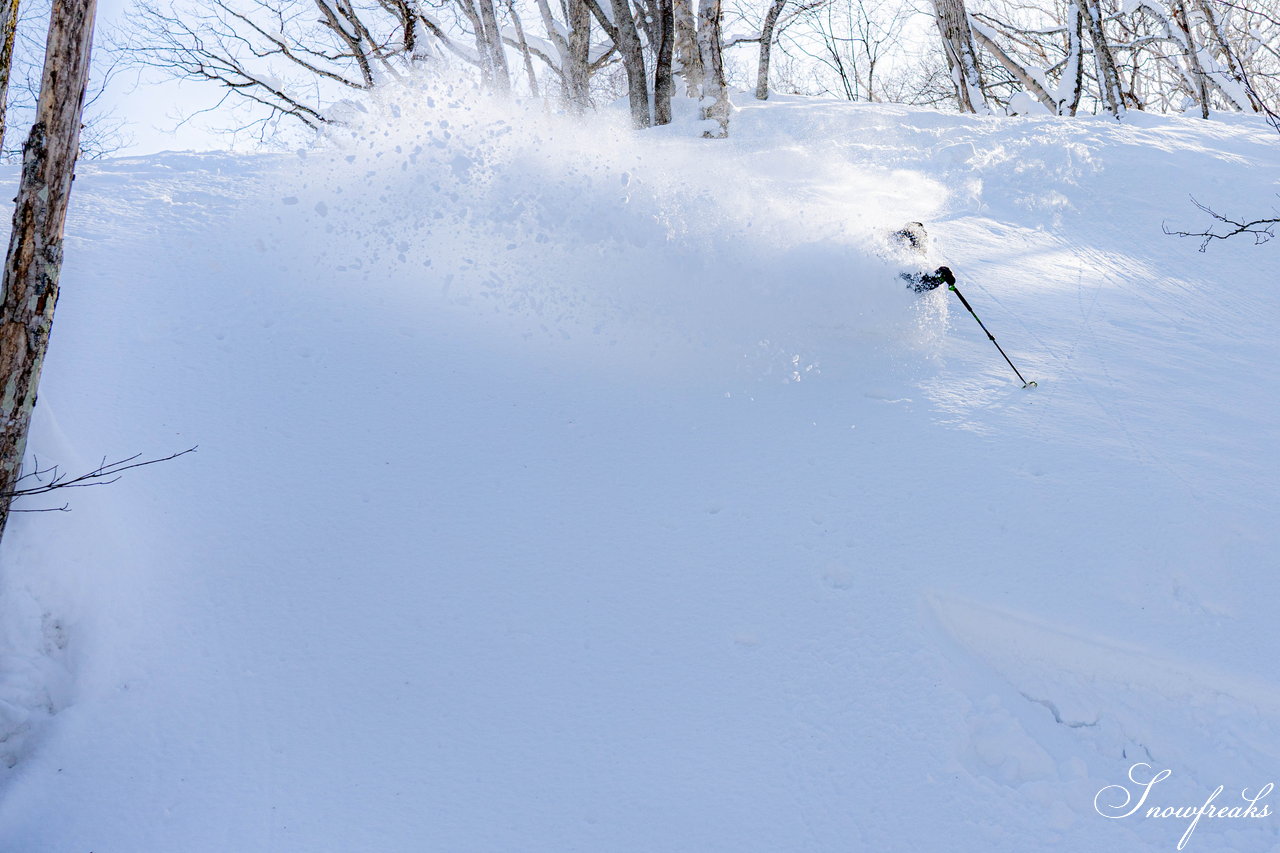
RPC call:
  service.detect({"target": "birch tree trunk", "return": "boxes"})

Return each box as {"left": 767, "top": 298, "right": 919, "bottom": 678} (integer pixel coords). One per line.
{"left": 969, "top": 20, "right": 1056, "bottom": 113}
{"left": 0, "top": 0, "right": 19, "bottom": 152}
{"left": 534, "top": 0, "right": 589, "bottom": 111}
{"left": 696, "top": 0, "right": 729, "bottom": 136}
{"left": 672, "top": 0, "right": 702, "bottom": 97}
{"left": 476, "top": 0, "right": 511, "bottom": 94}
{"left": 1081, "top": 0, "right": 1125, "bottom": 116}
{"left": 929, "top": 0, "right": 986, "bottom": 113}
{"left": 504, "top": 0, "right": 540, "bottom": 97}
{"left": 1172, "top": 0, "right": 1209, "bottom": 117}
{"left": 565, "top": 0, "right": 591, "bottom": 112}
{"left": 0, "top": 0, "right": 97, "bottom": 539}
{"left": 653, "top": 0, "right": 675, "bottom": 124}
{"left": 455, "top": 0, "right": 498, "bottom": 88}
{"left": 1195, "top": 0, "right": 1262, "bottom": 112}
{"left": 1061, "top": 0, "right": 1084, "bottom": 115}
{"left": 755, "top": 0, "right": 787, "bottom": 100}
{"left": 608, "top": 0, "right": 651, "bottom": 127}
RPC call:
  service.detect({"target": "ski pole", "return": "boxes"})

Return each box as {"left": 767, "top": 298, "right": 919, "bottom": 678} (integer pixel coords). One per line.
{"left": 932, "top": 266, "right": 1037, "bottom": 389}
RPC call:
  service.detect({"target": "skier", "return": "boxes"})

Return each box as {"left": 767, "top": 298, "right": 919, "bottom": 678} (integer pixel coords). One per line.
{"left": 893, "top": 222, "right": 1036, "bottom": 387}
{"left": 893, "top": 222, "right": 954, "bottom": 293}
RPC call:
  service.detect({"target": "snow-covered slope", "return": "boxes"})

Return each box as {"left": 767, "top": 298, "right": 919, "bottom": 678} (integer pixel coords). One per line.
{"left": 1, "top": 90, "right": 1278, "bottom": 852}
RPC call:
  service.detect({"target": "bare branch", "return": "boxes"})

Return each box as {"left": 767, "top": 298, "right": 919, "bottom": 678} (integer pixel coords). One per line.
{"left": 1164, "top": 197, "right": 1280, "bottom": 251}
{"left": 4, "top": 447, "right": 198, "bottom": 506}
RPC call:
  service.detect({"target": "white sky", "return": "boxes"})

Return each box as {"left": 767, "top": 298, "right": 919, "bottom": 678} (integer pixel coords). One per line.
{"left": 96, "top": 0, "right": 231, "bottom": 155}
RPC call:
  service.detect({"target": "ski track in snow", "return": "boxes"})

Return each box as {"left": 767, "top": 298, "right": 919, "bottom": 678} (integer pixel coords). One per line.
{"left": 0, "top": 90, "right": 1277, "bottom": 851}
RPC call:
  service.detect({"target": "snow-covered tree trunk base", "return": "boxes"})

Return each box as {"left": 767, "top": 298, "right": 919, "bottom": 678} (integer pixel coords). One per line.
{"left": 700, "top": 92, "right": 731, "bottom": 138}
{"left": 696, "top": 0, "right": 729, "bottom": 137}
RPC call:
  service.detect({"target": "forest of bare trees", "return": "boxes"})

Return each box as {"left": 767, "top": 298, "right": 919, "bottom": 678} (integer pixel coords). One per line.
{"left": 111, "top": 0, "right": 1279, "bottom": 141}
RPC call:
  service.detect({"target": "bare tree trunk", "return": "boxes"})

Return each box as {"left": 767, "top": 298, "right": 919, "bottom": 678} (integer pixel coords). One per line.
{"left": 696, "top": 0, "right": 729, "bottom": 136}
{"left": 634, "top": 0, "right": 657, "bottom": 51}
{"left": 653, "top": 0, "right": 675, "bottom": 123}
{"left": 1172, "top": 0, "right": 1209, "bottom": 117}
{"left": 455, "top": 0, "right": 497, "bottom": 87}
{"left": 504, "top": 0, "right": 540, "bottom": 97}
{"left": 672, "top": 0, "right": 702, "bottom": 97}
{"left": 388, "top": 0, "right": 427, "bottom": 61}
{"left": 1195, "top": 0, "right": 1262, "bottom": 111}
{"left": 1062, "top": 0, "right": 1084, "bottom": 115}
{"left": 565, "top": 0, "right": 591, "bottom": 112}
{"left": 532, "top": 0, "right": 585, "bottom": 110}
{"left": 1081, "top": 0, "right": 1125, "bottom": 116}
{"left": 0, "top": 0, "right": 98, "bottom": 539}
{"left": 969, "top": 19, "right": 1056, "bottom": 113}
{"left": 476, "top": 0, "right": 511, "bottom": 94}
{"left": 930, "top": 0, "right": 986, "bottom": 113}
{"left": 0, "top": 0, "right": 19, "bottom": 152}
{"left": 755, "top": 0, "right": 786, "bottom": 100}
{"left": 606, "top": 0, "right": 651, "bottom": 127}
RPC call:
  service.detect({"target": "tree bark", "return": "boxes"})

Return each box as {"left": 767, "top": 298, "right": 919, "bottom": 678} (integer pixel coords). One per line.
{"left": 0, "top": 0, "right": 98, "bottom": 539}
{"left": 1195, "top": 0, "right": 1262, "bottom": 112}
{"left": 969, "top": 20, "right": 1056, "bottom": 113}
{"left": 1062, "top": 0, "right": 1084, "bottom": 115}
{"left": 565, "top": 0, "right": 591, "bottom": 112}
{"left": 696, "top": 0, "right": 729, "bottom": 136}
{"left": 755, "top": 0, "right": 786, "bottom": 100}
{"left": 1172, "top": 0, "right": 1209, "bottom": 118}
{"left": 672, "top": 0, "right": 702, "bottom": 97}
{"left": 606, "top": 0, "right": 651, "bottom": 127}
{"left": 0, "top": 0, "right": 19, "bottom": 152}
{"left": 653, "top": 0, "right": 675, "bottom": 124}
{"left": 504, "top": 0, "right": 540, "bottom": 97}
{"left": 1081, "top": 0, "right": 1125, "bottom": 117}
{"left": 475, "top": 0, "right": 511, "bottom": 94}
{"left": 930, "top": 0, "right": 986, "bottom": 114}
{"left": 532, "top": 0, "right": 586, "bottom": 111}
{"left": 454, "top": 0, "right": 497, "bottom": 87}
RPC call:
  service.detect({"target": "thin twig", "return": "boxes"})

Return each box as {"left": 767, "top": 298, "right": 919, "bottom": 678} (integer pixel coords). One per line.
{"left": 3, "top": 447, "right": 198, "bottom": 500}
{"left": 1165, "top": 197, "right": 1279, "bottom": 251}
